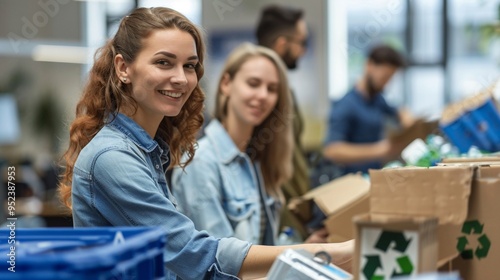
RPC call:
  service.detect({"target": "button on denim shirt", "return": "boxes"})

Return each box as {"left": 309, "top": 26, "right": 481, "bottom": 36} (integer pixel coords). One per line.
{"left": 72, "top": 113, "right": 251, "bottom": 280}
{"left": 172, "top": 119, "right": 281, "bottom": 245}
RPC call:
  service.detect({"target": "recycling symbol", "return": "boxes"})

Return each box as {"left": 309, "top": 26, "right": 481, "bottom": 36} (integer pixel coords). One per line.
{"left": 456, "top": 220, "right": 491, "bottom": 260}
{"left": 362, "top": 230, "right": 414, "bottom": 280}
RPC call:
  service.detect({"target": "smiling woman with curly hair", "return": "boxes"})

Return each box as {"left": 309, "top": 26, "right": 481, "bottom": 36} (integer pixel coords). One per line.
{"left": 58, "top": 7, "right": 353, "bottom": 280}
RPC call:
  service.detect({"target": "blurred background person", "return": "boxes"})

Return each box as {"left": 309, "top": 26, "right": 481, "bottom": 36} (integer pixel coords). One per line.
{"left": 323, "top": 45, "right": 414, "bottom": 176}
{"left": 256, "top": 4, "right": 328, "bottom": 243}
{"left": 172, "top": 43, "right": 293, "bottom": 245}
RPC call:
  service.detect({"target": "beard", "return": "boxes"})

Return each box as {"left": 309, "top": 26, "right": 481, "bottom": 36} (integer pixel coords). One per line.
{"left": 282, "top": 49, "right": 298, "bottom": 70}
{"left": 366, "top": 75, "right": 382, "bottom": 99}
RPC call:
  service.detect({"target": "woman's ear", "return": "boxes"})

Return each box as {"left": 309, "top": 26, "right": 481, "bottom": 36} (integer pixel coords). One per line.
{"left": 114, "top": 54, "right": 129, "bottom": 84}
{"left": 220, "top": 73, "right": 232, "bottom": 96}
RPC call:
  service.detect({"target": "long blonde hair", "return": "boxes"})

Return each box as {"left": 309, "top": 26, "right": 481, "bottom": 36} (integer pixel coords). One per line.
{"left": 59, "top": 7, "right": 205, "bottom": 209}
{"left": 214, "top": 43, "right": 294, "bottom": 198}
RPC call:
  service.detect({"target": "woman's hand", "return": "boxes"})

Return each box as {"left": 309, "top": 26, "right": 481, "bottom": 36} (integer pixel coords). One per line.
{"left": 321, "top": 239, "right": 355, "bottom": 273}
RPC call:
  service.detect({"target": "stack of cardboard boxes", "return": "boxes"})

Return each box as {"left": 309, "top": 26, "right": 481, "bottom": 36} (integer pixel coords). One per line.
{"left": 290, "top": 84, "right": 500, "bottom": 279}
{"left": 294, "top": 160, "right": 500, "bottom": 279}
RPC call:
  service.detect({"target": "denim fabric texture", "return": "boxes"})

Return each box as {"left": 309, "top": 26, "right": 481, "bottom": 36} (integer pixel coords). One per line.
{"left": 72, "top": 113, "right": 250, "bottom": 279}
{"left": 172, "top": 119, "right": 281, "bottom": 245}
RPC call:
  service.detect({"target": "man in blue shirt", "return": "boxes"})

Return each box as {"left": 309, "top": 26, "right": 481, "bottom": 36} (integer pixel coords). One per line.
{"left": 323, "top": 45, "right": 412, "bottom": 175}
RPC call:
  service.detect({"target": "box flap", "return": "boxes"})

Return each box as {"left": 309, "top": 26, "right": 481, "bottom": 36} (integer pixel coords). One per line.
{"left": 388, "top": 119, "right": 439, "bottom": 149}
{"left": 302, "top": 174, "right": 369, "bottom": 216}
{"left": 324, "top": 194, "right": 370, "bottom": 242}
{"left": 369, "top": 166, "right": 473, "bottom": 225}
{"left": 476, "top": 164, "right": 500, "bottom": 177}
{"left": 441, "top": 156, "right": 500, "bottom": 164}
{"left": 439, "top": 163, "right": 500, "bottom": 177}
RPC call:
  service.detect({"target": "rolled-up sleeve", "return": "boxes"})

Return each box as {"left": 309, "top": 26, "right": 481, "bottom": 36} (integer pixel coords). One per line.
{"left": 217, "top": 237, "right": 252, "bottom": 277}
{"left": 90, "top": 148, "right": 250, "bottom": 279}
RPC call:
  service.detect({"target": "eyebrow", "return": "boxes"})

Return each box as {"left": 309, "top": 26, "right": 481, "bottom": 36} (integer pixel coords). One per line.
{"left": 155, "top": 51, "right": 198, "bottom": 61}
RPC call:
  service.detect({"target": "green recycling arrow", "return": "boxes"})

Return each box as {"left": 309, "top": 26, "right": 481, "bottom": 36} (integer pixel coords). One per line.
{"left": 391, "top": 255, "right": 414, "bottom": 277}
{"left": 456, "top": 236, "right": 473, "bottom": 259}
{"left": 460, "top": 249, "right": 474, "bottom": 260}
{"left": 462, "top": 220, "right": 483, "bottom": 234}
{"left": 456, "top": 220, "right": 491, "bottom": 260}
{"left": 475, "top": 234, "right": 491, "bottom": 259}
{"left": 456, "top": 236, "right": 468, "bottom": 252}
{"left": 375, "top": 230, "right": 412, "bottom": 253}
{"left": 362, "top": 255, "right": 383, "bottom": 280}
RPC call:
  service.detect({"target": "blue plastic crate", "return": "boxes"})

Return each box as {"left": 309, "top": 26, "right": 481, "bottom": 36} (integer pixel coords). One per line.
{"left": 0, "top": 227, "right": 166, "bottom": 279}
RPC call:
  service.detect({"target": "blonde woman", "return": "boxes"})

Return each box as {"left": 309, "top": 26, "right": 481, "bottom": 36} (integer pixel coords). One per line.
{"left": 172, "top": 43, "right": 293, "bottom": 245}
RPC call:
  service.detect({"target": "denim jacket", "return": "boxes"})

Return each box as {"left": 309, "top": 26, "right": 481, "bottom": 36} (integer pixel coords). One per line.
{"left": 71, "top": 113, "right": 251, "bottom": 280}
{"left": 172, "top": 119, "right": 281, "bottom": 245}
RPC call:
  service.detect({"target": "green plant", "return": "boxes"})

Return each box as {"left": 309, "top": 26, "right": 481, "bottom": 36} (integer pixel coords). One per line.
{"left": 32, "top": 89, "right": 64, "bottom": 153}
{"left": 479, "top": 4, "right": 500, "bottom": 39}
{"left": 0, "top": 68, "right": 31, "bottom": 94}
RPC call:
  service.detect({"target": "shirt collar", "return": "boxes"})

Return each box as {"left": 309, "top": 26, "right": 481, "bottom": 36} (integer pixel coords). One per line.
{"left": 352, "top": 86, "right": 383, "bottom": 104}
{"left": 107, "top": 113, "right": 169, "bottom": 155}
{"left": 204, "top": 119, "right": 243, "bottom": 164}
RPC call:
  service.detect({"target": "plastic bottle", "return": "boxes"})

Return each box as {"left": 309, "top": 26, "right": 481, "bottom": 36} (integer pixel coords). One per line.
{"left": 277, "top": 227, "right": 302, "bottom": 245}
{"left": 402, "top": 135, "right": 448, "bottom": 167}
{"left": 401, "top": 138, "right": 430, "bottom": 166}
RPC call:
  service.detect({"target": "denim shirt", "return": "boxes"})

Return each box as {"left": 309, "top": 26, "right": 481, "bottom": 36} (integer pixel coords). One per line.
{"left": 172, "top": 119, "right": 281, "bottom": 245}
{"left": 71, "top": 113, "right": 251, "bottom": 280}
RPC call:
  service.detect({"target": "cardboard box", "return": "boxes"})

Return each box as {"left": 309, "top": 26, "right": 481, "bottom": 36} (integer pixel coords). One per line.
{"left": 326, "top": 194, "right": 370, "bottom": 243}
{"left": 353, "top": 213, "right": 438, "bottom": 280}
{"left": 369, "top": 166, "right": 472, "bottom": 226}
{"left": 370, "top": 165, "right": 500, "bottom": 280}
{"left": 370, "top": 166, "right": 471, "bottom": 266}
{"left": 296, "top": 163, "right": 498, "bottom": 279}
{"left": 289, "top": 174, "right": 370, "bottom": 241}
{"left": 440, "top": 163, "right": 500, "bottom": 280}
{"left": 440, "top": 155, "right": 500, "bottom": 165}
{"left": 387, "top": 119, "right": 439, "bottom": 156}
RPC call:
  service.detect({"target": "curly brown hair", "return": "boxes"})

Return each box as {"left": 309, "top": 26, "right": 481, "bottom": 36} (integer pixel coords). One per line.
{"left": 59, "top": 7, "right": 205, "bottom": 209}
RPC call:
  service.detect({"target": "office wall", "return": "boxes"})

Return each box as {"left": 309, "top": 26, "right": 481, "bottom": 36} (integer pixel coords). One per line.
{"left": 0, "top": 0, "right": 81, "bottom": 42}
{"left": 0, "top": 0, "right": 85, "bottom": 163}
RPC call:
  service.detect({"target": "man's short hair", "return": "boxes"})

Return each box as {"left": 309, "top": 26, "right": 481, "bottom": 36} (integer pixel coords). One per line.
{"left": 367, "top": 45, "right": 406, "bottom": 68}
{"left": 256, "top": 5, "right": 304, "bottom": 48}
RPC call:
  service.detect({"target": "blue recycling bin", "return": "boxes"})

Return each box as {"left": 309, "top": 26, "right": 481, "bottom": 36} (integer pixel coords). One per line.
{"left": 0, "top": 227, "right": 166, "bottom": 279}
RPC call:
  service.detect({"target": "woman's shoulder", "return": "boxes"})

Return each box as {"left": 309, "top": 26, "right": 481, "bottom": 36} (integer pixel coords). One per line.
{"left": 172, "top": 137, "right": 221, "bottom": 187}
{"left": 89, "top": 126, "right": 130, "bottom": 151}
{"left": 188, "top": 136, "right": 219, "bottom": 165}
{"left": 75, "top": 126, "right": 135, "bottom": 168}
